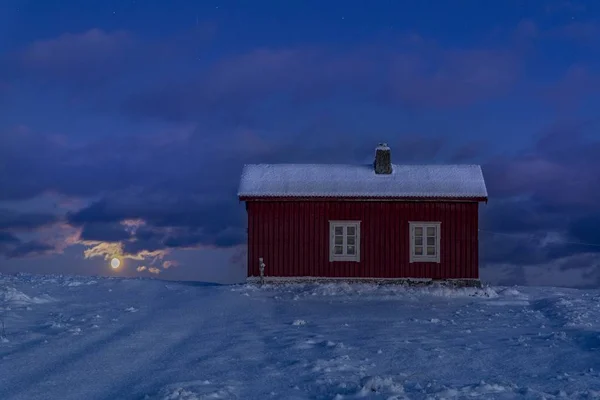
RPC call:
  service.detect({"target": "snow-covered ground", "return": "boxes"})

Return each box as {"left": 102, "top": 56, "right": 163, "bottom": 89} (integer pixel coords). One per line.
{"left": 1, "top": 274, "right": 599, "bottom": 399}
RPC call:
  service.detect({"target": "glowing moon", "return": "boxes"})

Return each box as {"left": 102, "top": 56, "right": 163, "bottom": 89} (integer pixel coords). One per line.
{"left": 110, "top": 258, "right": 121, "bottom": 269}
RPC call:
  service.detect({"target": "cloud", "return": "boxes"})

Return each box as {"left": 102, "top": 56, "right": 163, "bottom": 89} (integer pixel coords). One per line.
{"left": 79, "top": 222, "right": 131, "bottom": 242}
{"left": 136, "top": 265, "right": 161, "bottom": 274}
{"left": 0, "top": 124, "right": 198, "bottom": 201}
{"left": 121, "top": 219, "right": 145, "bottom": 235}
{"left": 484, "top": 119, "right": 600, "bottom": 206}
{"left": 0, "top": 232, "right": 20, "bottom": 244}
{"left": 123, "top": 43, "right": 523, "bottom": 122}
{"left": 56, "top": 132, "right": 481, "bottom": 263}
{"left": 82, "top": 240, "right": 167, "bottom": 263}
{"left": 4, "top": 241, "right": 55, "bottom": 259}
{"left": 0, "top": 209, "right": 59, "bottom": 231}
{"left": 567, "top": 214, "right": 600, "bottom": 246}
{"left": 82, "top": 242, "right": 123, "bottom": 261}
{"left": 544, "top": 0, "right": 588, "bottom": 16}
{"left": 386, "top": 49, "right": 521, "bottom": 108}
{"left": 511, "top": 17, "right": 600, "bottom": 50}
{"left": 513, "top": 19, "right": 539, "bottom": 41}
{"left": 0, "top": 80, "right": 10, "bottom": 102}
{"left": 449, "top": 141, "right": 488, "bottom": 163}
{"left": 540, "top": 65, "right": 600, "bottom": 112}
{"left": 123, "top": 47, "right": 374, "bottom": 122}
{"left": 552, "top": 21, "right": 600, "bottom": 42}
{"left": 481, "top": 199, "right": 567, "bottom": 235}
{"left": 162, "top": 260, "right": 178, "bottom": 269}
{"left": 0, "top": 211, "right": 67, "bottom": 259}
{"left": 14, "top": 29, "right": 135, "bottom": 87}
{"left": 479, "top": 118, "right": 600, "bottom": 286}
{"left": 0, "top": 231, "right": 56, "bottom": 259}
{"left": 0, "top": 24, "right": 220, "bottom": 100}
{"left": 3, "top": 105, "right": 598, "bottom": 288}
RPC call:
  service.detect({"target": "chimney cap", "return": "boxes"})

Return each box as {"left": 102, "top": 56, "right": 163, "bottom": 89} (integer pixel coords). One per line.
{"left": 376, "top": 143, "right": 390, "bottom": 150}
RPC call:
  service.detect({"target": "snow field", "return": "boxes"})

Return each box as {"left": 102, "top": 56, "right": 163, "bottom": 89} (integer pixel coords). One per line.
{"left": 1, "top": 273, "right": 599, "bottom": 399}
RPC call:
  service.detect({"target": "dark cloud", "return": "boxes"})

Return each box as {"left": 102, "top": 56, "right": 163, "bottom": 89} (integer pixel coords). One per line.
{"left": 0, "top": 232, "right": 20, "bottom": 243}
{"left": 50, "top": 131, "right": 468, "bottom": 260}
{"left": 0, "top": 208, "right": 59, "bottom": 231}
{"left": 163, "top": 226, "right": 244, "bottom": 249}
{"left": 567, "top": 214, "right": 600, "bottom": 247}
{"left": 0, "top": 231, "right": 56, "bottom": 259}
{"left": 68, "top": 196, "right": 244, "bottom": 232}
{"left": 0, "top": 209, "right": 63, "bottom": 259}
{"left": 79, "top": 222, "right": 131, "bottom": 243}
{"left": 480, "top": 199, "right": 568, "bottom": 235}
{"left": 6, "top": 107, "right": 597, "bottom": 274}
{"left": 0, "top": 126, "right": 138, "bottom": 200}
{"left": 484, "top": 119, "right": 600, "bottom": 207}
{"left": 70, "top": 195, "right": 246, "bottom": 255}
{"left": 5, "top": 241, "right": 55, "bottom": 259}
{"left": 479, "top": 119, "right": 600, "bottom": 279}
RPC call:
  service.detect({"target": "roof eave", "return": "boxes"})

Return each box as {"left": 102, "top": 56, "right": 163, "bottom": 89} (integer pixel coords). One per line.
{"left": 238, "top": 195, "right": 488, "bottom": 202}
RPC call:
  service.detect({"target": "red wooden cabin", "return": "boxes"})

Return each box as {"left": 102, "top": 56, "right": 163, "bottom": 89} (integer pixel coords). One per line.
{"left": 238, "top": 144, "right": 488, "bottom": 284}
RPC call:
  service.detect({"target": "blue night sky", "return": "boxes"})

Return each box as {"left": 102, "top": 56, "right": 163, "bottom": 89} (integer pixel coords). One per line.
{"left": 0, "top": 0, "right": 599, "bottom": 287}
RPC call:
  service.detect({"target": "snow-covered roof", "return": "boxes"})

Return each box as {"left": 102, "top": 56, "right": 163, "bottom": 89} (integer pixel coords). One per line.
{"left": 238, "top": 163, "right": 488, "bottom": 199}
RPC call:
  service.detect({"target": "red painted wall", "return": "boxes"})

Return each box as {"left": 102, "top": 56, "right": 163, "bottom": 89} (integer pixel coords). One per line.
{"left": 245, "top": 200, "right": 481, "bottom": 279}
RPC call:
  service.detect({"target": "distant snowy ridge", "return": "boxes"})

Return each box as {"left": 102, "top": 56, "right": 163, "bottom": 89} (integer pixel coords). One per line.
{"left": 1, "top": 286, "right": 54, "bottom": 306}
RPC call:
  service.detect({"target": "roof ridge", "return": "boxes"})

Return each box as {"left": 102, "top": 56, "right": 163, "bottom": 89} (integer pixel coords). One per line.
{"left": 242, "top": 163, "right": 483, "bottom": 167}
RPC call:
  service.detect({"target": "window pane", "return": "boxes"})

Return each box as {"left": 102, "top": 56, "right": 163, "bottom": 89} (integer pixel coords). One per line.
{"left": 427, "top": 226, "right": 436, "bottom": 236}
{"left": 427, "top": 246, "right": 436, "bottom": 255}
{"left": 414, "top": 226, "right": 423, "bottom": 236}
{"left": 415, "top": 246, "right": 423, "bottom": 255}
{"left": 334, "top": 246, "right": 343, "bottom": 255}
{"left": 334, "top": 236, "right": 343, "bottom": 245}
{"left": 415, "top": 236, "right": 422, "bottom": 246}
{"left": 347, "top": 236, "right": 355, "bottom": 245}
{"left": 334, "top": 226, "right": 343, "bottom": 235}
{"left": 347, "top": 245, "right": 355, "bottom": 255}
{"left": 347, "top": 226, "right": 355, "bottom": 235}
{"left": 427, "top": 236, "right": 435, "bottom": 246}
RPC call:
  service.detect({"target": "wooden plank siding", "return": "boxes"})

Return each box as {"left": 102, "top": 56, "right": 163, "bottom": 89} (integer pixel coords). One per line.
{"left": 246, "top": 200, "right": 480, "bottom": 279}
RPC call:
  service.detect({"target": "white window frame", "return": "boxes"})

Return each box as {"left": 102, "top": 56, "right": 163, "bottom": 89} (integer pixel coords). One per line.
{"left": 409, "top": 221, "right": 441, "bottom": 263}
{"left": 329, "top": 220, "right": 361, "bottom": 262}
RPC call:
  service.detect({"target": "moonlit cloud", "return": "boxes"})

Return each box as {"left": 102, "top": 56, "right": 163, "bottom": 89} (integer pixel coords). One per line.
{"left": 162, "top": 260, "right": 178, "bottom": 269}
{"left": 82, "top": 241, "right": 168, "bottom": 262}
{"left": 121, "top": 219, "right": 146, "bottom": 235}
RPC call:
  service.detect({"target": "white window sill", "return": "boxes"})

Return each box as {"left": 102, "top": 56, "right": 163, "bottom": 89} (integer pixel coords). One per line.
{"left": 330, "top": 256, "right": 360, "bottom": 262}
{"left": 410, "top": 257, "right": 441, "bottom": 263}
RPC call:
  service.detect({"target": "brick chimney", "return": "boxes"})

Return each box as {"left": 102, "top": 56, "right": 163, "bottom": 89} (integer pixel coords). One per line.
{"left": 374, "top": 143, "right": 392, "bottom": 174}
